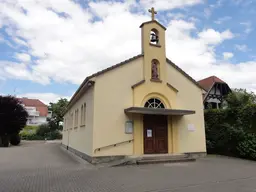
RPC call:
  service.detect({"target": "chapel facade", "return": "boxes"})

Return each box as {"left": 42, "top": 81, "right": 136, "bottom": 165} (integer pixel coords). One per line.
{"left": 62, "top": 8, "right": 207, "bottom": 163}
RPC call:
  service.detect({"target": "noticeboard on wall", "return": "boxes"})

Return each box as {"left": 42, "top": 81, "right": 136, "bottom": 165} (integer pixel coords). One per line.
{"left": 188, "top": 124, "right": 196, "bottom": 132}
{"left": 125, "top": 121, "right": 133, "bottom": 134}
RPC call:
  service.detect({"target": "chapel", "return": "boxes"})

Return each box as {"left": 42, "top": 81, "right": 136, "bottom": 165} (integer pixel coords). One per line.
{"left": 62, "top": 8, "right": 207, "bottom": 164}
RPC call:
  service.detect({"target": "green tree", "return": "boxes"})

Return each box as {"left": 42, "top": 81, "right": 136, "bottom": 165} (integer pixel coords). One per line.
{"left": 225, "top": 88, "right": 256, "bottom": 109}
{"left": 0, "top": 96, "right": 28, "bottom": 147}
{"left": 48, "top": 98, "right": 68, "bottom": 130}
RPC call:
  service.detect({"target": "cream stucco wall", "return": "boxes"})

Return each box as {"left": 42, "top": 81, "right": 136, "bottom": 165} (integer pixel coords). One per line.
{"left": 62, "top": 19, "right": 206, "bottom": 158}
{"left": 92, "top": 57, "right": 143, "bottom": 157}
{"left": 166, "top": 62, "right": 206, "bottom": 153}
{"left": 62, "top": 87, "right": 94, "bottom": 156}
{"left": 141, "top": 22, "right": 167, "bottom": 83}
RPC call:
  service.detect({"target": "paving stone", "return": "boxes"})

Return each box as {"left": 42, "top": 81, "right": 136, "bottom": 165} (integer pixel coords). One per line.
{"left": 0, "top": 142, "right": 256, "bottom": 192}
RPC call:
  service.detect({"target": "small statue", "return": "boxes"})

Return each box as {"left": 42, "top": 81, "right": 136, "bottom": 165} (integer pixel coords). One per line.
{"left": 152, "top": 61, "right": 159, "bottom": 79}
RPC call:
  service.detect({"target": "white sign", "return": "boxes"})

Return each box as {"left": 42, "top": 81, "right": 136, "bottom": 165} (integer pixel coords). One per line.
{"left": 125, "top": 121, "right": 133, "bottom": 134}
{"left": 188, "top": 124, "right": 195, "bottom": 132}
{"left": 147, "top": 129, "right": 152, "bottom": 137}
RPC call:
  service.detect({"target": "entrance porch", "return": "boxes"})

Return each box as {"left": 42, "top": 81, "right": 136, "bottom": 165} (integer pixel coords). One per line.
{"left": 124, "top": 107, "right": 195, "bottom": 155}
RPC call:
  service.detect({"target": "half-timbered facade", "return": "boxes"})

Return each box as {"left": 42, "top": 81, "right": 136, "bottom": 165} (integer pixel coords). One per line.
{"left": 198, "top": 76, "right": 232, "bottom": 109}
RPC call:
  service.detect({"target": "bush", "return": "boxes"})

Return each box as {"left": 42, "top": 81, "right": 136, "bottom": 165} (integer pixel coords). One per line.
{"left": 20, "top": 133, "right": 44, "bottom": 140}
{"left": 47, "top": 130, "right": 62, "bottom": 140}
{"left": 36, "top": 123, "right": 51, "bottom": 137}
{"left": 0, "top": 96, "right": 28, "bottom": 137}
{"left": 237, "top": 133, "right": 256, "bottom": 160}
{"left": 0, "top": 135, "right": 9, "bottom": 147}
{"left": 205, "top": 103, "right": 256, "bottom": 160}
{"left": 9, "top": 134, "right": 21, "bottom": 146}
{"left": 20, "top": 123, "right": 62, "bottom": 140}
{"left": 20, "top": 125, "right": 38, "bottom": 138}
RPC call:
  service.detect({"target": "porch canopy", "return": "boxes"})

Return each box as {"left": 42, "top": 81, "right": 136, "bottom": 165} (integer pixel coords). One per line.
{"left": 124, "top": 107, "right": 195, "bottom": 116}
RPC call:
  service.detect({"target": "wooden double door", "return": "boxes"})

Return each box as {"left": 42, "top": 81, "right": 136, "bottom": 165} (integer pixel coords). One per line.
{"left": 143, "top": 115, "right": 168, "bottom": 154}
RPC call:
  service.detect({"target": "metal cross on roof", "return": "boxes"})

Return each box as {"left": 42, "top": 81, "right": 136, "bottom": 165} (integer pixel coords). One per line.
{"left": 148, "top": 7, "right": 157, "bottom": 21}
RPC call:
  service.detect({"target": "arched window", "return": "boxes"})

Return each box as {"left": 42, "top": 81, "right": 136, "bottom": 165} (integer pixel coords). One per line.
{"left": 144, "top": 98, "right": 165, "bottom": 109}
{"left": 151, "top": 59, "right": 160, "bottom": 80}
{"left": 150, "top": 28, "right": 159, "bottom": 45}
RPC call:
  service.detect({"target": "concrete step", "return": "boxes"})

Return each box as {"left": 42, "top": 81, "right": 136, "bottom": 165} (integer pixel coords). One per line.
{"left": 140, "top": 154, "right": 188, "bottom": 161}
{"left": 136, "top": 157, "right": 196, "bottom": 165}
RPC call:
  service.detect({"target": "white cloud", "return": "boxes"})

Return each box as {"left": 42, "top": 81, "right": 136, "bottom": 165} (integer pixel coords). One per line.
{"left": 140, "top": 0, "right": 203, "bottom": 11}
{"left": 0, "top": 0, "right": 255, "bottom": 94}
{"left": 235, "top": 44, "right": 249, "bottom": 52}
{"left": 214, "top": 16, "right": 232, "bottom": 24}
{"left": 233, "top": 0, "right": 253, "bottom": 6}
{"left": 240, "top": 22, "right": 253, "bottom": 34}
{"left": 210, "top": 0, "right": 223, "bottom": 8}
{"left": 198, "top": 29, "right": 234, "bottom": 45}
{"left": 0, "top": 61, "right": 50, "bottom": 84}
{"left": 167, "top": 13, "right": 186, "bottom": 20}
{"left": 204, "top": 0, "right": 224, "bottom": 18}
{"left": 13, "top": 37, "right": 28, "bottom": 46}
{"left": 223, "top": 52, "right": 234, "bottom": 60}
{"left": 204, "top": 8, "right": 212, "bottom": 18}
{"left": 15, "top": 53, "right": 31, "bottom": 62}
{"left": 18, "top": 93, "right": 70, "bottom": 105}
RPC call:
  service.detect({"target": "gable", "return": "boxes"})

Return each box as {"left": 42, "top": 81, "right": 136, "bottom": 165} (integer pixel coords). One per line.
{"left": 67, "top": 54, "right": 205, "bottom": 113}
{"left": 166, "top": 58, "right": 205, "bottom": 91}
{"left": 198, "top": 76, "right": 226, "bottom": 91}
{"left": 66, "top": 54, "right": 143, "bottom": 112}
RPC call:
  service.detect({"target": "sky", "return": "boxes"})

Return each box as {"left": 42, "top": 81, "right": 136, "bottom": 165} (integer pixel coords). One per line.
{"left": 0, "top": 0, "right": 255, "bottom": 104}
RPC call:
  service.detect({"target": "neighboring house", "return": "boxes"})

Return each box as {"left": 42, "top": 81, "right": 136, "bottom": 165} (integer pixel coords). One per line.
{"left": 18, "top": 97, "right": 52, "bottom": 125}
{"left": 198, "top": 76, "right": 232, "bottom": 109}
{"left": 62, "top": 12, "right": 207, "bottom": 164}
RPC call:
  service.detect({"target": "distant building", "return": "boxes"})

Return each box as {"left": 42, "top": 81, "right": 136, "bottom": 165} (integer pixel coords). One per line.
{"left": 198, "top": 76, "right": 232, "bottom": 109}
{"left": 18, "top": 98, "right": 52, "bottom": 125}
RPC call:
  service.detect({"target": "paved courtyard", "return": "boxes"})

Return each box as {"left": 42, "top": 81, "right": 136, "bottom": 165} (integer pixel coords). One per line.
{"left": 1, "top": 142, "right": 256, "bottom": 192}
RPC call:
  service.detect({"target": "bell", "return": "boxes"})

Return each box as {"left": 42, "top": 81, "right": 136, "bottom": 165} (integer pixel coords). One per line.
{"left": 150, "top": 33, "right": 159, "bottom": 43}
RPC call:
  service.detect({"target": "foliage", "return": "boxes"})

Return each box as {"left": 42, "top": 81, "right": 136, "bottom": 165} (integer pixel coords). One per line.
{"left": 48, "top": 98, "right": 68, "bottom": 130}
{"left": 237, "top": 133, "right": 256, "bottom": 160}
{"left": 36, "top": 123, "right": 51, "bottom": 137}
{"left": 225, "top": 88, "right": 256, "bottom": 109}
{"left": 0, "top": 135, "right": 9, "bottom": 147}
{"left": 47, "top": 118, "right": 60, "bottom": 131}
{"left": 46, "top": 130, "right": 62, "bottom": 140}
{"left": 0, "top": 95, "right": 28, "bottom": 136}
{"left": 20, "top": 125, "right": 38, "bottom": 135}
{"left": 205, "top": 89, "right": 256, "bottom": 160}
{"left": 9, "top": 134, "right": 21, "bottom": 146}
{"left": 20, "top": 133, "right": 44, "bottom": 140}
{"left": 20, "top": 123, "right": 62, "bottom": 140}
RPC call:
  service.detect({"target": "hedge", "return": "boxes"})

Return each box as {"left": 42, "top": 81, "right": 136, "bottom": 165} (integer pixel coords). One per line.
{"left": 205, "top": 104, "right": 256, "bottom": 160}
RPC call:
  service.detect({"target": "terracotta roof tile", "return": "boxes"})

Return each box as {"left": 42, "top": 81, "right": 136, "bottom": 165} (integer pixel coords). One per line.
{"left": 197, "top": 76, "right": 226, "bottom": 91}
{"left": 18, "top": 98, "right": 48, "bottom": 117}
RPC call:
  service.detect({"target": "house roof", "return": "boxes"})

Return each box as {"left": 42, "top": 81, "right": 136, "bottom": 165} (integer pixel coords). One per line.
{"left": 66, "top": 54, "right": 205, "bottom": 112}
{"left": 18, "top": 98, "right": 47, "bottom": 107}
{"left": 197, "top": 76, "right": 226, "bottom": 91}
{"left": 18, "top": 98, "right": 48, "bottom": 117}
